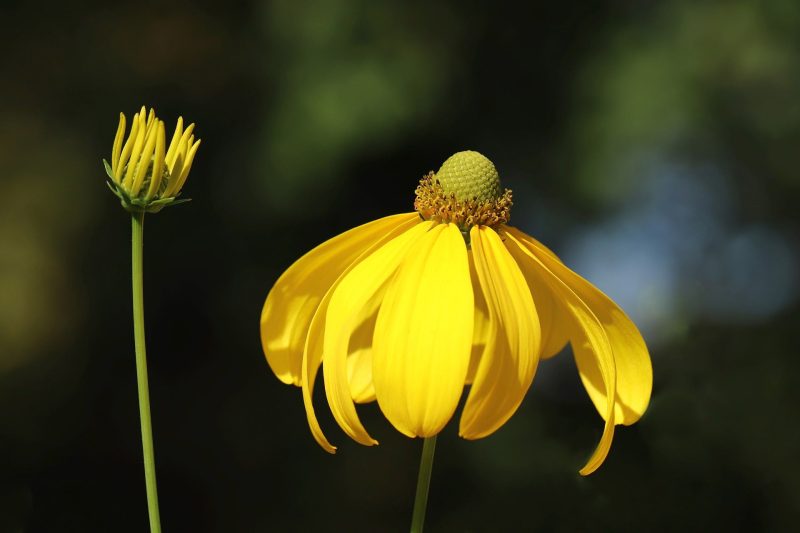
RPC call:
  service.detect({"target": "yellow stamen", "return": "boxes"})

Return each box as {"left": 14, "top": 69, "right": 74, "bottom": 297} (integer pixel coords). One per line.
{"left": 414, "top": 150, "right": 512, "bottom": 230}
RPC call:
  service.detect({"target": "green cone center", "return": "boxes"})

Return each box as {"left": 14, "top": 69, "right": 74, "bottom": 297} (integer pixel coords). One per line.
{"left": 435, "top": 150, "right": 501, "bottom": 203}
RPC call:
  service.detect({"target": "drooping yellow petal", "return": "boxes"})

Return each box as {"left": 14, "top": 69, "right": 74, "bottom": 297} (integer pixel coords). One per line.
{"left": 459, "top": 226, "right": 540, "bottom": 439}
{"left": 507, "top": 227, "right": 652, "bottom": 425}
{"left": 372, "top": 223, "right": 473, "bottom": 437}
{"left": 323, "top": 221, "right": 434, "bottom": 446}
{"left": 346, "top": 309, "right": 378, "bottom": 404}
{"left": 506, "top": 241, "right": 570, "bottom": 360}
{"left": 466, "top": 251, "right": 490, "bottom": 384}
{"left": 503, "top": 229, "right": 616, "bottom": 475}
{"left": 260, "top": 213, "right": 418, "bottom": 386}
{"left": 538, "top": 282, "right": 572, "bottom": 359}
{"left": 300, "top": 310, "right": 335, "bottom": 452}
{"left": 300, "top": 215, "right": 421, "bottom": 452}
{"left": 347, "top": 348, "right": 376, "bottom": 404}
{"left": 111, "top": 112, "right": 126, "bottom": 178}
{"left": 500, "top": 230, "right": 570, "bottom": 358}
{"left": 146, "top": 121, "right": 166, "bottom": 200}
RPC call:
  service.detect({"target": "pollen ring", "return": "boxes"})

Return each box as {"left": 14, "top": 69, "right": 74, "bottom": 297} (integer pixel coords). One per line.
{"left": 414, "top": 172, "right": 512, "bottom": 231}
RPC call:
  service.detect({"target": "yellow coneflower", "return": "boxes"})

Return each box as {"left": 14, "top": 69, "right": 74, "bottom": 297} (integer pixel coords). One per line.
{"left": 261, "top": 150, "right": 652, "bottom": 477}
{"left": 104, "top": 106, "right": 200, "bottom": 213}
{"left": 103, "top": 107, "right": 201, "bottom": 533}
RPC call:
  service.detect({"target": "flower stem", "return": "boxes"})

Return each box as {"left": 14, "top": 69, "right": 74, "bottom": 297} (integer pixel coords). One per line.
{"left": 410, "top": 435, "right": 437, "bottom": 533}
{"left": 131, "top": 211, "right": 162, "bottom": 533}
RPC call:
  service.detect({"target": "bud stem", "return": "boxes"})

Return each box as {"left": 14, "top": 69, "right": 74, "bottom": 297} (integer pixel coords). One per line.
{"left": 131, "top": 212, "right": 162, "bottom": 533}
{"left": 410, "top": 435, "right": 437, "bottom": 533}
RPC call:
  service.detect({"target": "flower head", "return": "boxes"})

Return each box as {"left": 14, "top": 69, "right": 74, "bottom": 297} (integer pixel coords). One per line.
{"left": 260, "top": 150, "right": 653, "bottom": 475}
{"left": 104, "top": 106, "right": 200, "bottom": 213}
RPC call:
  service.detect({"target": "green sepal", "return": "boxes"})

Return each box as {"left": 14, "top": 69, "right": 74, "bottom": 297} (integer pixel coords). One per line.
{"left": 103, "top": 158, "right": 115, "bottom": 180}
{"left": 104, "top": 162, "right": 191, "bottom": 214}
{"left": 107, "top": 178, "right": 132, "bottom": 204}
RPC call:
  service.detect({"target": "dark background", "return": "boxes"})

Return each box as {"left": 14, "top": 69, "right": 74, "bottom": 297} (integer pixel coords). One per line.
{"left": 2, "top": 0, "right": 799, "bottom": 531}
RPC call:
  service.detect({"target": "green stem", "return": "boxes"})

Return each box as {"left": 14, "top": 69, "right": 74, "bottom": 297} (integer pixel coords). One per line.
{"left": 131, "top": 211, "right": 162, "bottom": 533}
{"left": 410, "top": 435, "right": 437, "bottom": 533}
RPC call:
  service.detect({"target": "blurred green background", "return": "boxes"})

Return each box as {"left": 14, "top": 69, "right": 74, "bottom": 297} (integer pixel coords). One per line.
{"left": 1, "top": 0, "right": 799, "bottom": 531}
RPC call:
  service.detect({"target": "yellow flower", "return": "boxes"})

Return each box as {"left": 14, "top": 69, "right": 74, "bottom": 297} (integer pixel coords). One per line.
{"left": 260, "top": 150, "right": 652, "bottom": 475}
{"left": 104, "top": 106, "right": 201, "bottom": 213}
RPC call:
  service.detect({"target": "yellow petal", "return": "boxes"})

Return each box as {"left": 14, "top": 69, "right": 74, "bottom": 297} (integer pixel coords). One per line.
{"left": 165, "top": 153, "right": 184, "bottom": 196}
{"left": 346, "top": 308, "right": 378, "bottom": 404}
{"left": 538, "top": 283, "right": 571, "bottom": 359}
{"left": 165, "top": 116, "right": 184, "bottom": 168}
{"left": 146, "top": 107, "right": 156, "bottom": 129}
{"left": 507, "top": 227, "right": 652, "bottom": 425}
{"left": 111, "top": 112, "right": 126, "bottom": 178}
{"left": 116, "top": 111, "right": 140, "bottom": 182}
{"left": 299, "top": 216, "right": 420, "bottom": 453}
{"left": 503, "top": 229, "right": 616, "bottom": 475}
{"left": 501, "top": 230, "right": 570, "bottom": 358}
{"left": 323, "top": 221, "right": 434, "bottom": 446}
{"left": 459, "top": 226, "right": 541, "bottom": 439}
{"left": 146, "top": 121, "right": 166, "bottom": 200}
{"left": 174, "top": 123, "right": 196, "bottom": 169}
{"left": 130, "top": 119, "right": 158, "bottom": 196}
{"left": 172, "top": 138, "right": 200, "bottom": 195}
{"left": 372, "top": 223, "right": 473, "bottom": 437}
{"left": 164, "top": 126, "right": 196, "bottom": 197}
{"left": 122, "top": 111, "right": 147, "bottom": 189}
{"left": 466, "top": 251, "right": 490, "bottom": 384}
{"left": 260, "top": 213, "right": 418, "bottom": 386}
{"left": 506, "top": 240, "right": 570, "bottom": 360}
{"left": 347, "top": 348, "right": 376, "bottom": 404}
